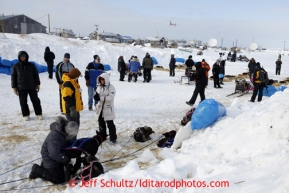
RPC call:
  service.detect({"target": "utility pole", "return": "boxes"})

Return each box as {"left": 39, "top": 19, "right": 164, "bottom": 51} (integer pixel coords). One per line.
{"left": 94, "top": 25, "right": 99, "bottom": 40}
{"left": 284, "top": 41, "right": 286, "bottom": 51}
{"left": 221, "top": 37, "right": 223, "bottom": 49}
{"left": 236, "top": 39, "right": 238, "bottom": 48}
{"left": 48, "top": 14, "right": 50, "bottom": 34}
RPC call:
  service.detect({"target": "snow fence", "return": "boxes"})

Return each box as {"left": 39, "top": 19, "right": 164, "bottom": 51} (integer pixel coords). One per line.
{"left": 191, "top": 98, "right": 226, "bottom": 130}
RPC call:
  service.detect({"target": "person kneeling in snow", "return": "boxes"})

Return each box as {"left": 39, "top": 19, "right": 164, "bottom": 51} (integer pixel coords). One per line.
{"left": 29, "top": 116, "right": 79, "bottom": 184}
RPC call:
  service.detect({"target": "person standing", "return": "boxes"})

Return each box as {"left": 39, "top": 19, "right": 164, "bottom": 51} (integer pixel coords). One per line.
{"left": 128, "top": 56, "right": 141, "bottom": 82}
{"left": 186, "top": 62, "right": 207, "bottom": 106}
{"left": 275, "top": 58, "right": 282, "bottom": 75}
{"left": 118, "top": 56, "right": 127, "bottom": 81}
{"left": 94, "top": 73, "right": 117, "bottom": 143}
{"left": 219, "top": 57, "right": 226, "bottom": 85}
{"left": 248, "top": 58, "right": 256, "bottom": 81}
{"left": 85, "top": 55, "right": 104, "bottom": 110}
{"left": 55, "top": 53, "right": 75, "bottom": 113}
{"left": 29, "top": 116, "right": 79, "bottom": 184}
{"left": 169, "top": 54, "right": 176, "bottom": 77}
{"left": 61, "top": 68, "right": 83, "bottom": 126}
{"left": 231, "top": 51, "right": 237, "bottom": 62}
{"left": 201, "top": 59, "right": 211, "bottom": 86}
{"left": 44, "top": 46, "right": 55, "bottom": 79}
{"left": 212, "top": 59, "right": 222, "bottom": 88}
{"left": 11, "top": 51, "right": 43, "bottom": 121}
{"left": 185, "top": 55, "right": 194, "bottom": 75}
{"left": 249, "top": 62, "right": 267, "bottom": 102}
{"left": 142, "top": 53, "right": 154, "bottom": 83}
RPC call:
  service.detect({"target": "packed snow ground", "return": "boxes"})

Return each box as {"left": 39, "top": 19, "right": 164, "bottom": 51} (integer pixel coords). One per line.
{"left": 0, "top": 33, "right": 289, "bottom": 193}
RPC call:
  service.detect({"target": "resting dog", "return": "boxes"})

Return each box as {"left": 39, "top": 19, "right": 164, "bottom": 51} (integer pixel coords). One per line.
{"left": 133, "top": 126, "right": 155, "bottom": 142}
{"left": 63, "top": 132, "right": 107, "bottom": 175}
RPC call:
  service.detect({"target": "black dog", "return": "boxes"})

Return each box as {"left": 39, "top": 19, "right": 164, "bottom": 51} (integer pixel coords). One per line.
{"left": 133, "top": 126, "right": 155, "bottom": 142}
{"left": 63, "top": 132, "right": 107, "bottom": 175}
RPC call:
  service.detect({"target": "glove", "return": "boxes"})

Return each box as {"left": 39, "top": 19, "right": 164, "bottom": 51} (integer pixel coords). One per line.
{"left": 94, "top": 92, "right": 100, "bottom": 101}
{"left": 13, "top": 88, "right": 19, "bottom": 96}
{"left": 36, "top": 85, "right": 40, "bottom": 92}
{"left": 86, "top": 80, "right": 90, "bottom": 87}
{"left": 69, "top": 106, "right": 77, "bottom": 118}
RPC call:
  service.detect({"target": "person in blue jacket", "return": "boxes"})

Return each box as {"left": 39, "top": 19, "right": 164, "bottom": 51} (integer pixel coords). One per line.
{"left": 84, "top": 55, "right": 105, "bottom": 111}
{"left": 128, "top": 56, "right": 141, "bottom": 82}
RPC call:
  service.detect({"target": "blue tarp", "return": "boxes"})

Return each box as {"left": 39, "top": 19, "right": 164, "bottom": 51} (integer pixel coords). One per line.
{"left": 260, "top": 85, "right": 277, "bottom": 97}
{"left": 277, "top": 85, "right": 287, "bottom": 92}
{"left": 0, "top": 58, "right": 48, "bottom": 75}
{"left": 151, "top": 56, "right": 158, "bottom": 65}
{"left": 103, "top": 64, "right": 111, "bottom": 71}
{"left": 191, "top": 99, "right": 226, "bottom": 130}
{"left": 175, "top": 58, "right": 185, "bottom": 63}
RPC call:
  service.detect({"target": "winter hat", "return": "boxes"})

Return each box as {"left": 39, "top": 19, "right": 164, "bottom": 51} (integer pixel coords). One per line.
{"left": 64, "top": 53, "right": 70, "bottom": 59}
{"left": 256, "top": 62, "right": 261, "bottom": 67}
{"left": 93, "top": 55, "right": 99, "bottom": 60}
{"left": 188, "top": 55, "right": 192, "bottom": 58}
{"left": 202, "top": 59, "right": 205, "bottom": 62}
{"left": 67, "top": 68, "right": 82, "bottom": 79}
{"left": 65, "top": 121, "right": 79, "bottom": 137}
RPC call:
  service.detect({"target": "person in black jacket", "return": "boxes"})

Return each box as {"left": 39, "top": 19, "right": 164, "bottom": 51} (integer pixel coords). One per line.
{"left": 212, "top": 59, "right": 222, "bottom": 88}
{"left": 84, "top": 55, "right": 104, "bottom": 110}
{"left": 118, "top": 56, "right": 127, "bottom": 81}
{"left": 186, "top": 62, "right": 207, "bottom": 106}
{"left": 275, "top": 58, "right": 282, "bottom": 75}
{"left": 11, "top": 51, "right": 43, "bottom": 121}
{"left": 248, "top": 58, "right": 256, "bottom": 81}
{"left": 29, "top": 116, "right": 79, "bottom": 184}
{"left": 169, "top": 54, "right": 176, "bottom": 77}
{"left": 44, "top": 46, "right": 55, "bottom": 79}
{"left": 185, "top": 55, "right": 194, "bottom": 75}
{"left": 55, "top": 53, "right": 75, "bottom": 113}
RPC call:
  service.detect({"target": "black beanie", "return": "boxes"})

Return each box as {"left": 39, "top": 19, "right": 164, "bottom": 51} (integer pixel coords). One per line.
{"left": 64, "top": 53, "right": 70, "bottom": 59}
{"left": 93, "top": 55, "right": 99, "bottom": 60}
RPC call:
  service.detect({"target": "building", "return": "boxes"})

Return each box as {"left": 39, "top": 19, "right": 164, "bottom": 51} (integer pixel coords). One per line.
{"left": 51, "top": 28, "right": 76, "bottom": 38}
{"left": 0, "top": 14, "right": 46, "bottom": 34}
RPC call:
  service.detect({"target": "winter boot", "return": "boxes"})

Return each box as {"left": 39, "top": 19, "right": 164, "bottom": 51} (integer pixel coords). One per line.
{"left": 64, "top": 164, "right": 73, "bottom": 182}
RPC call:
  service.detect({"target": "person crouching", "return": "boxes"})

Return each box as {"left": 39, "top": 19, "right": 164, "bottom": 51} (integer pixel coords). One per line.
{"left": 29, "top": 116, "right": 79, "bottom": 184}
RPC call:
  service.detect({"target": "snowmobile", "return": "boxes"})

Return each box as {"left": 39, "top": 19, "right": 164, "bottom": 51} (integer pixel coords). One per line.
{"left": 237, "top": 55, "right": 249, "bottom": 62}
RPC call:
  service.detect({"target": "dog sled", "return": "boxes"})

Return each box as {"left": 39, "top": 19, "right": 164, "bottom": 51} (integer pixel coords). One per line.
{"left": 226, "top": 78, "right": 253, "bottom": 97}
{"left": 174, "top": 67, "right": 196, "bottom": 85}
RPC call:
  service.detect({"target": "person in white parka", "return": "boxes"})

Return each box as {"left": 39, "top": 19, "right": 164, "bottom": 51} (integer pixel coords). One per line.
{"left": 94, "top": 73, "right": 117, "bottom": 143}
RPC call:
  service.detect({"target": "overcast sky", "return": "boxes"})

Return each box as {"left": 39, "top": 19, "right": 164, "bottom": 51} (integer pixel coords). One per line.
{"left": 2, "top": 0, "right": 289, "bottom": 48}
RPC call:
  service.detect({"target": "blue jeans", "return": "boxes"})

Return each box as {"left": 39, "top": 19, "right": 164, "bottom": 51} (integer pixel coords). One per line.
{"left": 88, "top": 86, "right": 97, "bottom": 107}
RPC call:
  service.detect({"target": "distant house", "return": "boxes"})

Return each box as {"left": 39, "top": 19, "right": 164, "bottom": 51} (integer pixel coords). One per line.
{"left": 0, "top": 14, "right": 46, "bottom": 34}
{"left": 51, "top": 28, "right": 76, "bottom": 38}
{"left": 121, "top": 36, "right": 134, "bottom": 43}
{"left": 98, "top": 32, "right": 120, "bottom": 43}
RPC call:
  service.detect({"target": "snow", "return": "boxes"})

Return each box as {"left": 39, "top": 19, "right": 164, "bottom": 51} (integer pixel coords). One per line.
{"left": 0, "top": 33, "right": 289, "bottom": 193}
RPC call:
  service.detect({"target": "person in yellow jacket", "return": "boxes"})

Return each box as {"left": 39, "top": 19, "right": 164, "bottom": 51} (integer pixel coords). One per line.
{"left": 61, "top": 68, "right": 83, "bottom": 126}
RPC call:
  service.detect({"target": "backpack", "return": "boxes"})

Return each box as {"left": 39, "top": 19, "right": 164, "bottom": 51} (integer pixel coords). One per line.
{"left": 181, "top": 107, "right": 196, "bottom": 126}
{"left": 254, "top": 68, "right": 269, "bottom": 85}
{"left": 258, "top": 68, "right": 269, "bottom": 85}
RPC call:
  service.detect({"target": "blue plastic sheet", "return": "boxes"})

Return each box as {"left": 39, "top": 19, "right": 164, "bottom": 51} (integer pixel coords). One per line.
{"left": 175, "top": 58, "right": 185, "bottom": 63}
{"left": 261, "top": 85, "right": 277, "bottom": 97}
{"left": 103, "top": 64, "right": 111, "bottom": 71}
{"left": 191, "top": 99, "right": 226, "bottom": 130}
{"left": 151, "top": 56, "right": 158, "bottom": 65}
{"left": 277, "top": 85, "right": 287, "bottom": 92}
{"left": 1, "top": 59, "right": 13, "bottom": 67}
